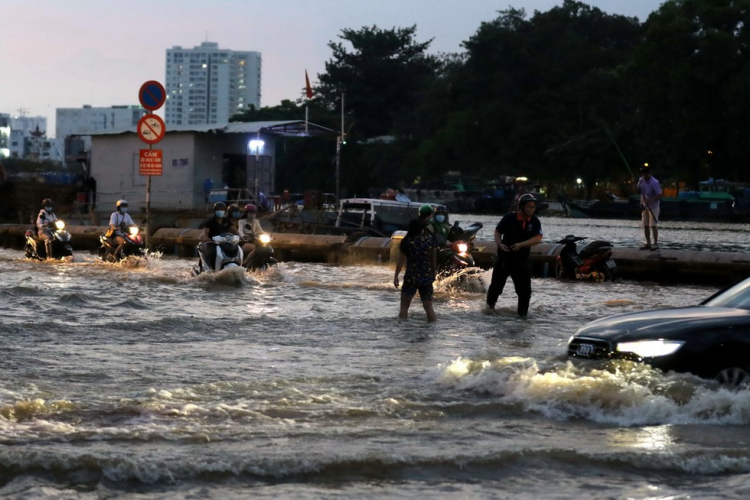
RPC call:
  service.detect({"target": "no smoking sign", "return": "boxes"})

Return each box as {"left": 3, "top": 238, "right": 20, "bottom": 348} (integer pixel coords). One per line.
{"left": 137, "top": 114, "right": 166, "bottom": 145}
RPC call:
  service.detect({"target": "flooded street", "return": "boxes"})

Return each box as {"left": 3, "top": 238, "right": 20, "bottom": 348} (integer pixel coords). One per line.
{"left": 1, "top": 216, "right": 750, "bottom": 498}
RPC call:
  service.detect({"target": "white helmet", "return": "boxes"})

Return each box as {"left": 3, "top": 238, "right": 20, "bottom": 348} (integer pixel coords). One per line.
{"left": 116, "top": 199, "right": 128, "bottom": 209}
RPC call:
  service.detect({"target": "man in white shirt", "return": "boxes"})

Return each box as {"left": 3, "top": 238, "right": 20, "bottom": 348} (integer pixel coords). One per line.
{"left": 109, "top": 199, "right": 136, "bottom": 260}
{"left": 636, "top": 165, "right": 662, "bottom": 250}
{"left": 36, "top": 198, "right": 59, "bottom": 259}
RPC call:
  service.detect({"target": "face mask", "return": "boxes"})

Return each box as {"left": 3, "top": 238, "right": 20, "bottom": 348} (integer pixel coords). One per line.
{"left": 215, "top": 211, "right": 225, "bottom": 218}
{"left": 435, "top": 215, "right": 445, "bottom": 223}
{"left": 248, "top": 214, "right": 256, "bottom": 220}
{"left": 231, "top": 211, "right": 240, "bottom": 218}
{"left": 45, "top": 206, "right": 53, "bottom": 212}
{"left": 120, "top": 207, "right": 128, "bottom": 213}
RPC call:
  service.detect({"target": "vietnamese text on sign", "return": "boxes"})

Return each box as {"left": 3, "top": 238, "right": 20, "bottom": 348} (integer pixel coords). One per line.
{"left": 139, "top": 149, "right": 163, "bottom": 176}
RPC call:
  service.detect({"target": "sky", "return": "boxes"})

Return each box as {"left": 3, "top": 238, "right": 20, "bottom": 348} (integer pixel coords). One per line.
{"left": 1, "top": 0, "right": 665, "bottom": 137}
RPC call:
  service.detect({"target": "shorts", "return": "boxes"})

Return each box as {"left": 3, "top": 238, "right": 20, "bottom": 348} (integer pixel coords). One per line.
{"left": 641, "top": 206, "right": 659, "bottom": 227}
{"left": 401, "top": 281, "right": 434, "bottom": 301}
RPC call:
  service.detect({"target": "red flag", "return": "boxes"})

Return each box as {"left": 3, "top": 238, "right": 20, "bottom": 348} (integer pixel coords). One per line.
{"left": 305, "top": 70, "right": 313, "bottom": 99}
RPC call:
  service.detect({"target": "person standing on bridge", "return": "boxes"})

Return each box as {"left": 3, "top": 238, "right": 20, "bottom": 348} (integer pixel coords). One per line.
{"left": 636, "top": 164, "right": 662, "bottom": 251}
{"left": 485, "top": 193, "right": 543, "bottom": 318}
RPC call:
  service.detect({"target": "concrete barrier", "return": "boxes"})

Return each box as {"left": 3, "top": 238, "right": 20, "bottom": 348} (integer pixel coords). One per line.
{"left": 2, "top": 223, "right": 748, "bottom": 285}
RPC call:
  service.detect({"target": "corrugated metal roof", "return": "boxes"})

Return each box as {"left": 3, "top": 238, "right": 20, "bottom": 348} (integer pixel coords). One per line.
{"left": 82, "top": 120, "right": 336, "bottom": 137}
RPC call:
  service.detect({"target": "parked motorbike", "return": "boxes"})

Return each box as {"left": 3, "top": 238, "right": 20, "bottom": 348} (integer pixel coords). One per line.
{"left": 192, "top": 233, "right": 243, "bottom": 275}
{"left": 555, "top": 235, "right": 618, "bottom": 282}
{"left": 243, "top": 232, "right": 278, "bottom": 271}
{"left": 24, "top": 220, "right": 73, "bottom": 260}
{"left": 436, "top": 222, "right": 484, "bottom": 276}
{"left": 99, "top": 224, "right": 146, "bottom": 262}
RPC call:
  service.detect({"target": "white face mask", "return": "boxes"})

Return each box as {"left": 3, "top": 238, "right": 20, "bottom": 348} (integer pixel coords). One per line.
{"left": 120, "top": 207, "right": 128, "bottom": 214}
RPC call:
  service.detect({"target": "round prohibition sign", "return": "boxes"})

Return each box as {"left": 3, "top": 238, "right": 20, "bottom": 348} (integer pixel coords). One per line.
{"left": 137, "top": 114, "right": 166, "bottom": 145}
{"left": 139, "top": 80, "right": 166, "bottom": 111}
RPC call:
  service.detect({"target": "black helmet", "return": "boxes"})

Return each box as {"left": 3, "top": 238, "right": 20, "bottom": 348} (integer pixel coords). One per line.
{"left": 518, "top": 193, "right": 537, "bottom": 209}
{"left": 213, "top": 202, "right": 227, "bottom": 211}
{"left": 42, "top": 198, "right": 53, "bottom": 207}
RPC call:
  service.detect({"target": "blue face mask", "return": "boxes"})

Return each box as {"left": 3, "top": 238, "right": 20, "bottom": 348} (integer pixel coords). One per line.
{"left": 45, "top": 206, "right": 53, "bottom": 212}
{"left": 215, "top": 211, "right": 225, "bottom": 218}
{"left": 231, "top": 211, "right": 240, "bottom": 218}
{"left": 120, "top": 207, "right": 128, "bottom": 214}
{"left": 435, "top": 215, "right": 445, "bottom": 223}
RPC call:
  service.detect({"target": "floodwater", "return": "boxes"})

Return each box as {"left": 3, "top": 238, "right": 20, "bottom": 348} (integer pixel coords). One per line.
{"left": 1, "top": 216, "right": 750, "bottom": 499}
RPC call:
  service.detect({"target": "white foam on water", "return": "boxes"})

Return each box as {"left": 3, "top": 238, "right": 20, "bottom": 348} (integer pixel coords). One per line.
{"left": 434, "top": 356, "right": 750, "bottom": 426}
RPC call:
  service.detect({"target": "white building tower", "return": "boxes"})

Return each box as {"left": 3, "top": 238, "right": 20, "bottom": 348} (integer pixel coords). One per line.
{"left": 164, "top": 41, "right": 261, "bottom": 126}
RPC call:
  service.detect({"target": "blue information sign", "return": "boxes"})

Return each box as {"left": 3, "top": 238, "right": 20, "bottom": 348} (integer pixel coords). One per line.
{"left": 139, "top": 80, "right": 166, "bottom": 111}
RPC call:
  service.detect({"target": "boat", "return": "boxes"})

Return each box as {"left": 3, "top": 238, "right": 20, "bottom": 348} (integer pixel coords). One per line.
{"left": 566, "top": 180, "right": 747, "bottom": 222}
{"left": 268, "top": 197, "right": 447, "bottom": 237}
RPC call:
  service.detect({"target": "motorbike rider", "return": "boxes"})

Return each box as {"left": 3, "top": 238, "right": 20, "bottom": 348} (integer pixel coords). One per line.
{"left": 36, "top": 198, "right": 59, "bottom": 259}
{"left": 485, "top": 193, "right": 543, "bottom": 318}
{"left": 198, "top": 202, "right": 239, "bottom": 271}
{"left": 108, "top": 199, "right": 136, "bottom": 260}
{"left": 226, "top": 204, "right": 242, "bottom": 230}
{"left": 238, "top": 204, "right": 267, "bottom": 267}
{"left": 429, "top": 207, "right": 452, "bottom": 246}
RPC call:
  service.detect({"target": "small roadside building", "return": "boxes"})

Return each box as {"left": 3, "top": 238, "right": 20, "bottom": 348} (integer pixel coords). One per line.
{"left": 87, "top": 120, "right": 334, "bottom": 214}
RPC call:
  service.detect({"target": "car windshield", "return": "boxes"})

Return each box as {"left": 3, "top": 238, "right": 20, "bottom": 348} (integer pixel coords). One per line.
{"left": 703, "top": 278, "right": 750, "bottom": 310}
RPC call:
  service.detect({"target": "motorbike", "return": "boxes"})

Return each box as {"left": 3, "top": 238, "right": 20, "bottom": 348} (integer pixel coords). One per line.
{"left": 436, "top": 221, "right": 484, "bottom": 276}
{"left": 242, "top": 232, "right": 279, "bottom": 271}
{"left": 99, "top": 224, "right": 146, "bottom": 262}
{"left": 192, "top": 233, "right": 244, "bottom": 275}
{"left": 24, "top": 220, "right": 74, "bottom": 260}
{"left": 555, "top": 235, "right": 618, "bottom": 282}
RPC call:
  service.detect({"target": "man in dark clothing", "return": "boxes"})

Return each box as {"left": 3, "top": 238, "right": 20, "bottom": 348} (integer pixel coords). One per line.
{"left": 485, "top": 194, "right": 543, "bottom": 317}
{"left": 195, "top": 202, "right": 239, "bottom": 273}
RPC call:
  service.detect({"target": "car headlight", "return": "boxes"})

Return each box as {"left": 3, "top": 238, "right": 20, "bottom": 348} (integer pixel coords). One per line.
{"left": 616, "top": 340, "right": 685, "bottom": 358}
{"left": 258, "top": 234, "right": 271, "bottom": 244}
{"left": 54, "top": 220, "right": 65, "bottom": 230}
{"left": 129, "top": 226, "right": 140, "bottom": 236}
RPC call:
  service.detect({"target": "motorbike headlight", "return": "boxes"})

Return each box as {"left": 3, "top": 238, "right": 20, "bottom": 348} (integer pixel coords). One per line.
{"left": 129, "top": 226, "right": 140, "bottom": 236}
{"left": 616, "top": 340, "right": 685, "bottom": 358}
{"left": 54, "top": 221, "right": 65, "bottom": 230}
{"left": 258, "top": 234, "right": 271, "bottom": 244}
{"left": 457, "top": 242, "right": 468, "bottom": 253}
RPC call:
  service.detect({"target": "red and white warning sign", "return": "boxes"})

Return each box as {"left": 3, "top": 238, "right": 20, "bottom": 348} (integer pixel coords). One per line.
{"left": 137, "top": 114, "right": 166, "bottom": 145}
{"left": 139, "top": 149, "right": 163, "bottom": 176}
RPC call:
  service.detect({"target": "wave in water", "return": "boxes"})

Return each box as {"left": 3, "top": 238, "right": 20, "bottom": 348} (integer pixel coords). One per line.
{"left": 434, "top": 357, "right": 750, "bottom": 425}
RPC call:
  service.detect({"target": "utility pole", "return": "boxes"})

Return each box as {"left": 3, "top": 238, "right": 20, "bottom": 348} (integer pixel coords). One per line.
{"left": 336, "top": 92, "right": 344, "bottom": 200}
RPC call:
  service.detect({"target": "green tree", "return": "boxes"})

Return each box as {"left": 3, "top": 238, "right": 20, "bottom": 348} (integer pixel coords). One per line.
{"left": 629, "top": 0, "right": 750, "bottom": 183}
{"left": 317, "top": 25, "right": 439, "bottom": 138}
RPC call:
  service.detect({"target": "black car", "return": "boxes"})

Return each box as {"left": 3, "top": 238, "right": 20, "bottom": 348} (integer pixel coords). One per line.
{"left": 568, "top": 276, "right": 750, "bottom": 386}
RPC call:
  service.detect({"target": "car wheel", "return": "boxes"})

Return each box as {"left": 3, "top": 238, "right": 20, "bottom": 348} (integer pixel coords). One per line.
{"left": 714, "top": 366, "right": 750, "bottom": 387}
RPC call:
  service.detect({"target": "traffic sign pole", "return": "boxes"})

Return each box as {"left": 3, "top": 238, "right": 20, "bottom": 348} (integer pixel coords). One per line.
{"left": 138, "top": 80, "right": 167, "bottom": 251}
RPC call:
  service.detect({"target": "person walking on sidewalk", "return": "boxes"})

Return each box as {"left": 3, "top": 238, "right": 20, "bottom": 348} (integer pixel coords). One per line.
{"left": 637, "top": 164, "right": 662, "bottom": 250}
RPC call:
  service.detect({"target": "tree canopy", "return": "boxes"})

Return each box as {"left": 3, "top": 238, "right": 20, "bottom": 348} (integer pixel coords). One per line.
{"left": 232, "top": 0, "right": 750, "bottom": 196}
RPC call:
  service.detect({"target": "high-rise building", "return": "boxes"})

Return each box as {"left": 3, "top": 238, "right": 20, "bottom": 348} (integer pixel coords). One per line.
{"left": 9, "top": 115, "right": 47, "bottom": 158}
{"left": 0, "top": 113, "right": 10, "bottom": 158}
{"left": 164, "top": 41, "right": 261, "bottom": 126}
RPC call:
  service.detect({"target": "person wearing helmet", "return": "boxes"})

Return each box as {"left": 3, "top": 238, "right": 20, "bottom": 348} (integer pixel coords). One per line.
{"left": 36, "top": 198, "right": 59, "bottom": 259}
{"left": 226, "top": 204, "right": 242, "bottom": 229}
{"left": 418, "top": 204, "right": 434, "bottom": 221}
{"left": 485, "top": 193, "right": 543, "bottom": 318}
{"left": 108, "top": 199, "right": 136, "bottom": 260}
{"left": 198, "top": 202, "right": 237, "bottom": 241}
{"left": 238, "top": 204, "right": 267, "bottom": 267}
{"left": 393, "top": 218, "right": 438, "bottom": 322}
{"left": 428, "top": 207, "right": 451, "bottom": 245}
{"left": 196, "top": 201, "right": 239, "bottom": 272}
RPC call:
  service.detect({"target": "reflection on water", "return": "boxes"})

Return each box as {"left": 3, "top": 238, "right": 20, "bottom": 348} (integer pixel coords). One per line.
{"left": 1, "top": 216, "right": 750, "bottom": 498}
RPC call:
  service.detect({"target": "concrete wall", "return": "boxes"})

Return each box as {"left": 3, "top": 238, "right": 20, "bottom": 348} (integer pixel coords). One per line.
{"left": 91, "top": 130, "right": 277, "bottom": 213}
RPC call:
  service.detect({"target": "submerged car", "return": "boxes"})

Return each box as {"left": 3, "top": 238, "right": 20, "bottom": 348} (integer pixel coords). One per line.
{"left": 568, "top": 277, "right": 750, "bottom": 386}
